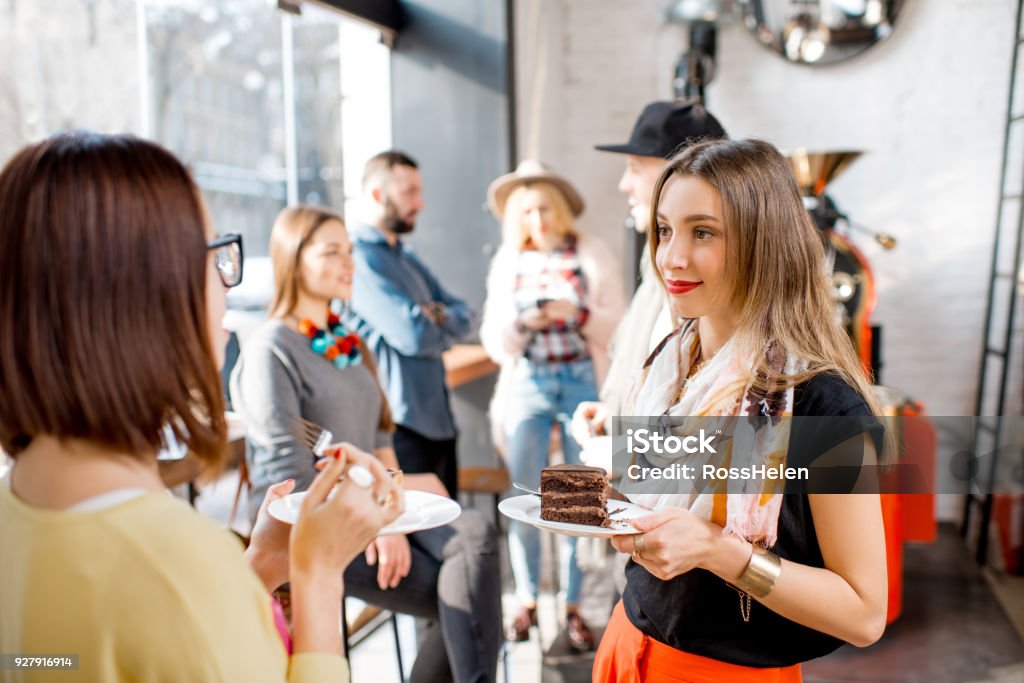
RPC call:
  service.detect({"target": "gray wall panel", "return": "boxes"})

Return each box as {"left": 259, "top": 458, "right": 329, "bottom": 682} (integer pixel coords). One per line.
{"left": 390, "top": 0, "right": 511, "bottom": 470}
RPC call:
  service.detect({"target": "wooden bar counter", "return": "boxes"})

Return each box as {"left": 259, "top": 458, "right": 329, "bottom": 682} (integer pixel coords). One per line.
{"left": 443, "top": 343, "right": 498, "bottom": 388}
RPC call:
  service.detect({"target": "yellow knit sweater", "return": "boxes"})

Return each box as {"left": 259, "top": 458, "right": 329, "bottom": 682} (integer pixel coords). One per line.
{"left": 0, "top": 481, "right": 347, "bottom": 682}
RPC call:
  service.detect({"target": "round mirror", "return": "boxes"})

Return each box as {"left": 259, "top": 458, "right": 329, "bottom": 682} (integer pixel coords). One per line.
{"left": 739, "top": 0, "right": 905, "bottom": 66}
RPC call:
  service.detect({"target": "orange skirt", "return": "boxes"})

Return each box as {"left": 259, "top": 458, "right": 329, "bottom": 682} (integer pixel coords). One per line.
{"left": 593, "top": 601, "right": 803, "bottom": 683}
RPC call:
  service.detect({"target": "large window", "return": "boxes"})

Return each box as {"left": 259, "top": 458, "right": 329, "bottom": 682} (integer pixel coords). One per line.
{"left": 144, "top": 0, "right": 288, "bottom": 265}
{"left": 140, "top": 0, "right": 391, "bottom": 321}
{"left": 0, "top": 0, "right": 140, "bottom": 162}
{"left": 0, "top": 0, "right": 392, "bottom": 324}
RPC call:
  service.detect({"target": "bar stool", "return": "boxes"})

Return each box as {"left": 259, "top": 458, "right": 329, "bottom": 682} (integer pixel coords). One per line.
{"left": 458, "top": 465, "right": 511, "bottom": 530}
{"left": 341, "top": 600, "right": 404, "bottom": 681}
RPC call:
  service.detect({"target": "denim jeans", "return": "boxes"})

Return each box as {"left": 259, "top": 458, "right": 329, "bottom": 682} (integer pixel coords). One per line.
{"left": 503, "top": 356, "right": 598, "bottom": 606}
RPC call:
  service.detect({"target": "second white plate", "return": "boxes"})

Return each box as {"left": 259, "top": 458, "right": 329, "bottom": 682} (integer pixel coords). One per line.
{"left": 498, "top": 495, "right": 649, "bottom": 538}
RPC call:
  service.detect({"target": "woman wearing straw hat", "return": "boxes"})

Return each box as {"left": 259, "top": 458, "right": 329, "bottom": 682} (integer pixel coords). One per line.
{"left": 481, "top": 160, "right": 625, "bottom": 650}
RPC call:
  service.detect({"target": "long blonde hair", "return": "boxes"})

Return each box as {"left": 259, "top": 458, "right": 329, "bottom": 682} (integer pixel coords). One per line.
{"left": 269, "top": 205, "right": 393, "bottom": 432}
{"left": 648, "top": 138, "right": 893, "bottom": 463}
{"left": 502, "top": 181, "right": 578, "bottom": 249}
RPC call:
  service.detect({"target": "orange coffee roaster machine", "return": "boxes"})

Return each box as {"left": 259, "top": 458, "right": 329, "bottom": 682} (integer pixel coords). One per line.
{"left": 787, "top": 150, "right": 936, "bottom": 624}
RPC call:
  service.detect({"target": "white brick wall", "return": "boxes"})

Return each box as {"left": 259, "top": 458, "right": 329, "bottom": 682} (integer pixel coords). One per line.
{"left": 516, "top": 0, "right": 1018, "bottom": 519}
{"left": 516, "top": 0, "right": 675, "bottom": 249}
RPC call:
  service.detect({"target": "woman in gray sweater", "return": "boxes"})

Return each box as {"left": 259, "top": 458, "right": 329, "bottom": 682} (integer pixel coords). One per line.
{"left": 231, "top": 205, "right": 502, "bottom": 683}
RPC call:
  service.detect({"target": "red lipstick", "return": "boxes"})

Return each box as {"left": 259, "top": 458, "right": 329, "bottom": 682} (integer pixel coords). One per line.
{"left": 664, "top": 279, "right": 702, "bottom": 295}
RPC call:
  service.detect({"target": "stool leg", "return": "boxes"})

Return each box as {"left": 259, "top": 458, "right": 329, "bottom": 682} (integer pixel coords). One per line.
{"left": 491, "top": 492, "right": 509, "bottom": 682}
{"left": 491, "top": 492, "right": 502, "bottom": 533}
{"left": 390, "top": 614, "right": 405, "bottom": 682}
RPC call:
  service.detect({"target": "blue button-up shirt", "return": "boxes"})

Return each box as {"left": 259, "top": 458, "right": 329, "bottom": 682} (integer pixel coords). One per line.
{"left": 344, "top": 222, "right": 479, "bottom": 440}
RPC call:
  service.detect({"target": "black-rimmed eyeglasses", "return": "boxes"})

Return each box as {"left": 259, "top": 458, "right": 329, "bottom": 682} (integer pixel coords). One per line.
{"left": 207, "top": 233, "right": 244, "bottom": 288}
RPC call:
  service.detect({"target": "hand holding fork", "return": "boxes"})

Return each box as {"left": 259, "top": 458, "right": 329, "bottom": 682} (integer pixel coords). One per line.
{"left": 292, "top": 417, "right": 402, "bottom": 506}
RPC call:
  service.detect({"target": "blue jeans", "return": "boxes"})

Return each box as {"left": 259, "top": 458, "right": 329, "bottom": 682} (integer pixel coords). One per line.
{"left": 504, "top": 356, "right": 598, "bottom": 606}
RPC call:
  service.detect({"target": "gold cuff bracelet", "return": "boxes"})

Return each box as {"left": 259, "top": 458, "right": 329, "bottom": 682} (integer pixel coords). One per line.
{"left": 734, "top": 544, "right": 782, "bottom": 598}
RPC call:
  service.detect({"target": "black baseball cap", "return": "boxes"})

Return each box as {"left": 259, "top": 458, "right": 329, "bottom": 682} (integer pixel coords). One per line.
{"left": 595, "top": 100, "right": 727, "bottom": 159}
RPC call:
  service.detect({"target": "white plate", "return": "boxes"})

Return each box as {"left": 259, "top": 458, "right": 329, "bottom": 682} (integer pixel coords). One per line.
{"left": 498, "top": 495, "right": 649, "bottom": 538}
{"left": 269, "top": 489, "right": 461, "bottom": 536}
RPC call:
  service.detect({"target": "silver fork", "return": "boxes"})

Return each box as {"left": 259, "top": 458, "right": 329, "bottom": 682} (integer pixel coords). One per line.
{"left": 291, "top": 417, "right": 333, "bottom": 457}
{"left": 513, "top": 482, "right": 541, "bottom": 497}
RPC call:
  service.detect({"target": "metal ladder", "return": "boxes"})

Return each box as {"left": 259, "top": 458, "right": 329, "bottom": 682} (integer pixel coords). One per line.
{"left": 962, "top": 0, "right": 1024, "bottom": 565}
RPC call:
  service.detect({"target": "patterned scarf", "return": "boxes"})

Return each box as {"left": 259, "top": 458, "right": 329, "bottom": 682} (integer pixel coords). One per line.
{"left": 627, "top": 321, "right": 803, "bottom": 546}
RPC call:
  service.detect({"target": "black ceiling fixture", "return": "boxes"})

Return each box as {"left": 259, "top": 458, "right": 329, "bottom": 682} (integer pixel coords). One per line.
{"left": 302, "top": 0, "right": 407, "bottom": 34}
{"left": 665, "top": 0, "right": 736, "bottom": 104}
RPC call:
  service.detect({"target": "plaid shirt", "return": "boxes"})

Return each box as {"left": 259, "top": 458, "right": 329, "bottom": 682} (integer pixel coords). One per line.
{"left": 514, "top": 235, "right": 591, "bottom": 363}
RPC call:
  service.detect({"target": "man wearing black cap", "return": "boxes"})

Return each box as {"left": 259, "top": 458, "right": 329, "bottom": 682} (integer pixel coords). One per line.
{"left": 572, "top": 99, "right": 727, "bottom": 439}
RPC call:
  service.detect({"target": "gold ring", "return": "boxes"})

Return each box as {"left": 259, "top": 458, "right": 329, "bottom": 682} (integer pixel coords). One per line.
{"left": 635, "top": 533, "right": 646, "bottom": 553}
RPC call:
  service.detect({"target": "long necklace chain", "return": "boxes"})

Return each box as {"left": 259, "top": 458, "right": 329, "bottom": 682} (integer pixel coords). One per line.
{"left": 666, "top": 331, "right": 749, "bottom": 621}
{"left": 680, "top": 333, "right": 750, "bottom": 623}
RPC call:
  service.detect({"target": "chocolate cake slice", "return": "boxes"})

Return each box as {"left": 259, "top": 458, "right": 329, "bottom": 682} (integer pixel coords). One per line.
{"left": 540, "top": 464, "right": 610, "bottom": 527}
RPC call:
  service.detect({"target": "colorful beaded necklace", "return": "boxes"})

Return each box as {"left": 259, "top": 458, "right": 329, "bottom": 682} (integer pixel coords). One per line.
{"left": 296, "top": 313, "right": 362, "bottom": 369}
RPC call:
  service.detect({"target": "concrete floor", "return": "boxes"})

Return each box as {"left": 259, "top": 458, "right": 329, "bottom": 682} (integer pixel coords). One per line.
{"left": 801, "top": 526, "right": 1024, "bottom": 683}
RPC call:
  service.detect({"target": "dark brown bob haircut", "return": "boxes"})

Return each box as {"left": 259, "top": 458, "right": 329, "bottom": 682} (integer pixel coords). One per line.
{"left": 0, "top": 132, "right": 226, "bottom": 465}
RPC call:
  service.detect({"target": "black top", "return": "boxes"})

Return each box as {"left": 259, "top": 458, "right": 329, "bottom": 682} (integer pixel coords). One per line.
{"left": 622, "top": 372, "right": 885, "bottom": 668}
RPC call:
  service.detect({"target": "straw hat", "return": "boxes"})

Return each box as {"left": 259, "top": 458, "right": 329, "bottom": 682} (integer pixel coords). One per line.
{"left": 487, "top": 160, "right": 585, "bottom": 220}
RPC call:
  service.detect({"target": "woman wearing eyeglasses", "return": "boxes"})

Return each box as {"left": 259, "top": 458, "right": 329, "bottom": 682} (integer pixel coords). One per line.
{"left": 230, "top": 205, "right": 503, "bottom": 683}
{"left": 0, "top": 132, "right": 400, "bottom": 682}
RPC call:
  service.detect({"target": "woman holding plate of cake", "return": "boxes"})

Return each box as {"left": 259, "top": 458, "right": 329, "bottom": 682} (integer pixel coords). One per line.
{"left": 481, "top": 161, "right": 625, "bottom": 650}
{"left": 591, "top": 138, "right": 891, "bottom": 682}
{"left": 231, "top": 205, "right": 502, "bottom": 683}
